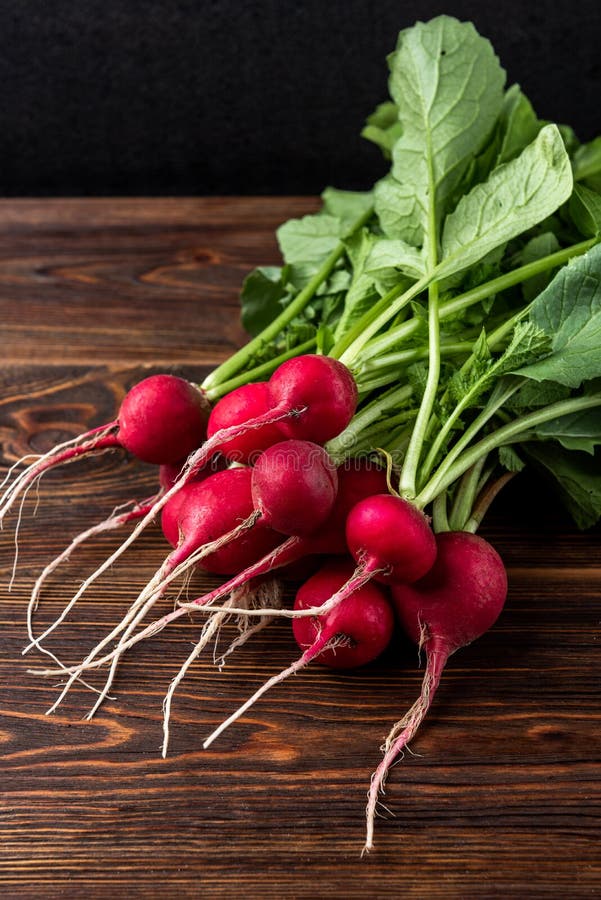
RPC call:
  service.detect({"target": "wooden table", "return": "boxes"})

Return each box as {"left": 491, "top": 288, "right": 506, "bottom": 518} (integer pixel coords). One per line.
{"left": 1, "top": 199, "right": 599, "bottom": 899}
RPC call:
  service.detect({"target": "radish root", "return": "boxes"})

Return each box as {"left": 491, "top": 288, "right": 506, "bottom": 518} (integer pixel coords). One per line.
{"left": 363, "top": 646, "right": 448, "bottom": 854}
{"left": 162, "top": 578, "right": 284, "bottom": 756}
{"left": 23, "top": 494, "right": 160, "bottom": 659}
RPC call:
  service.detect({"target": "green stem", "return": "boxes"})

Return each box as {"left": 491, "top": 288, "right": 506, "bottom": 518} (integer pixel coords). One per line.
{"left": 326, "top": 383, "right": 413, "bottom": 461}
{"left": 357, "top": 237, "right": 596, "bottom": 364}
{"left": 355, "top": 372, "right": 406, "bottom": 395}
{"left": 417, "top": 378, "right": 522, "bottom": 503}
{"left": 399, "top": 281, "right": 441, "bottom": 499}
{"left": 335, "top": 275, "right": 431, "bottom": 367}
{"left": 328, "top": 278, "right": 412, "bottom": 362}
{"left": 360, "top": 339, "right": 474, "bottom": 373}
{"left": 205, "top": 337, "right": 316, "bottom": 401}
{"left": 201, "top": 205, "right": 374, "bottom": 392}
{"left": 432, "top": 492, "right": 450, "bottom": 533}
{"left": 464, "top": 470, "right": 517, "bottom": 533}
{"left": 417, "top": 392, "right": 601, "bottom": 508}
{"left": 418, "top": 312, "right": 525, "bottom": 485}
{"left": 448, "top": 454, "right": 488, "bottom": 531}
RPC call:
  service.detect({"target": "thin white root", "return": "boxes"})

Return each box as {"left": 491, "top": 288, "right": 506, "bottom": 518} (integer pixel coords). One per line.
{"left": 0, "top": 454, "right": 41, "bottom": 494}
{"left": 83, "top": 513, "right": 261, "bottom": 719}
{"left": 162, "top": 600, "right": 236, "bottom": 757}
{"left": 215, "top": 578, "right": 283, "bottom": 669}
{"left": 363, "top": 649, "right": 445, "bottom": 854}
{"left": 179, "top": 563, "right": 386, "bottom": 621}
{"left": 34, "top": 516, "right": 263, "bottom": 714}
{"left": 10, "top": 484, "right": 40, "bottom": 592}
{"left": 24, "top": 495, "right": 160, "bottom": 658}
{"left": 0, "top": 425, "right": 118, "bottom": 523}
{"left": 202, "top": 627, "right": 335, "bottom": 750}
{"left": 162, "top": 578, "right": 283, "bottom": 756}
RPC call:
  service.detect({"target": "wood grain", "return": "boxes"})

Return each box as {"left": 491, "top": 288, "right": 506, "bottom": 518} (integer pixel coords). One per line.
{"left": 0, "top": 199, "right": 599, "bottom": 899}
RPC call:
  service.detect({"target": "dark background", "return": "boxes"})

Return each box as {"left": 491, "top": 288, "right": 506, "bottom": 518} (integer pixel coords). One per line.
{"left": 2, "top": 0, "right": 600, "bottom": 196}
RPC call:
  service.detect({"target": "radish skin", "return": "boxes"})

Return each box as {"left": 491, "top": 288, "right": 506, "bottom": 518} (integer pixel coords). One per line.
{"left": 206, "top": 382, "right": 283, "bottom": 464}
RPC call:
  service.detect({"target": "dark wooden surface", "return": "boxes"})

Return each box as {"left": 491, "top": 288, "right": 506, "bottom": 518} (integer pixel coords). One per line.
{"left": 0, "top": 199, "right": 599, "bottom": 899}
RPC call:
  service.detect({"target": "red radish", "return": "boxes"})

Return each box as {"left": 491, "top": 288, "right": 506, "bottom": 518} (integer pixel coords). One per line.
{"left": 251, "top": 440, "right": 338, "bottom": 536}
{"left": 117, "top": 375, "right": 209, "bottom": 464}
{"left": 364, "top": 530, "right": 508, "bottom": 853}
{"left": 202, "top": 560, "right": 395, "bottom": 748}
{"left": 43, "top": 441, "right": 341, "bottom": 716}
{"left": 255, "top": 494, "right": 438, "bottom": 631}
{"left": 147, "top": 460, "right": 391, "bottom": 635}
{"left": 346, "top": 494, "right": 438, "bottom": 584}
{"left": 28, "top": 355, "right": 359, "bottom": 602}
{"left": 158, "top": 456, "right": 225, "bottom": 491}
{"left": 304, "top": 462, "right": 392, "bottom": 555}
{"left": 160, "top": 441, "right": 338, "bottom": 576}
{"left": 158, "top": 456, "right": 229, "bottom": 545}
{"left": 164, "top": 354, "right": 358, "bottom": 489}
{"left": 0, "top": 374, "right": 209, "bottom": 523}
{"left": 160, "top": 467, "right": 281, "bottom": 576}
{"left": 30, "top": 461, "right": 390, "bottom": 689}
{"left": 292, "top": 560, "right": 395, "bottom": 669}
{"left": 268, "top": 355, "right": 358, "bottom": 443}
{"left": 206, "top": 382, "right": 283, "bottom": 464}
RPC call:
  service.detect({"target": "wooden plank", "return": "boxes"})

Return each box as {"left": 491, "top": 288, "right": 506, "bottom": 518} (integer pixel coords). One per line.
{"left": 0, "top": 197, "right": 319, "bottom": 366}
{"left": 0, "top": 199, "right": 599, "bottom": 899}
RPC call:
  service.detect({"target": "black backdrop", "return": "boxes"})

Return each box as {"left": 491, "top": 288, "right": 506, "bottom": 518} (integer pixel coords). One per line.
{"left": 2, "top": 0, "right": 600, "bottom": 196}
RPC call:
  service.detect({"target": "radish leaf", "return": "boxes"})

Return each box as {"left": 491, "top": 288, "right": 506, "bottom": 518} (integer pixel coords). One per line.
{"left": 517, "top": 243, "right": 601, "bottom": 387}
{"left": 377, "top": 15, "right": 505, "bottom": 249}
{"left": 438, "top": 125, "right": 573, "bottom": 279}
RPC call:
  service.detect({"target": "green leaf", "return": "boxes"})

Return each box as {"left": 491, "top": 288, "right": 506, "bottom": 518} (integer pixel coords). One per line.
{"left": 531, "top": 407, "right": 601, "bottom": 454}
{"left": 316, "top": 323, "right": 336, "bottom": 355}
{"left": 496, "top": 321, "right": 551, "bottom": 374}
{"left": 523, "top": 443, "right": 601, "bottom": 528}
{"left": 442, "top": 322, "right": 548, "bottom": 427}
{"left": 333, "top": 230, "right": 406, "bottom": 340}
{"left": 517, "top": 243, "right": 601, "bottom": 388}
{"left": 517, "top": 232, "right": 561, "bottom": 301}
{"left": 439, "top": 125, "right": 573, "bottom": 280}
{"left": 373, "top": 174, "right": 421, "bottom": 245}
{"left": 496, "top": 84, "right": 542, "bottom": 165}
{"left": 569, "top": 183, "right": 601, "bottom": 237}
{"left": 498, "top": 445, "right": 526, "bottom": 472}
{"left": 364, "top": 238, "right": 425, "bottom": 280}
{"left": 506, "top": 379, "right": 570, "bottom": 411}
{"left": 321, "top": 187, "right": 374, "bottom": 226}
{"left": 382, "top": 15, "right": 505, "bottom": 249}
{"left": 555, "top": 124, "right": 580, "bottom": 157}
{"left": 240, "top": 266, "right": 287, "bottom": 337}
{"left": 572, "top": 136, "right": 601, "bottom": 182}
{"left": 445, "top": 329, "right": 492, "bottom": 405}
{"left": 276, "top": 214, "right": 342, "bottom": 266}
{"left": 360, "top": 101, "right": 402, "bottom": 159}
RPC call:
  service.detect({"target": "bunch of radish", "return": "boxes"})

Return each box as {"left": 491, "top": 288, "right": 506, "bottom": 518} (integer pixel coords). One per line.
{"left": 3, "top": 13, "right": 601, "bottom": 853}
{"left": 2, "top": 350, "right": 511, "bottom": 853}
